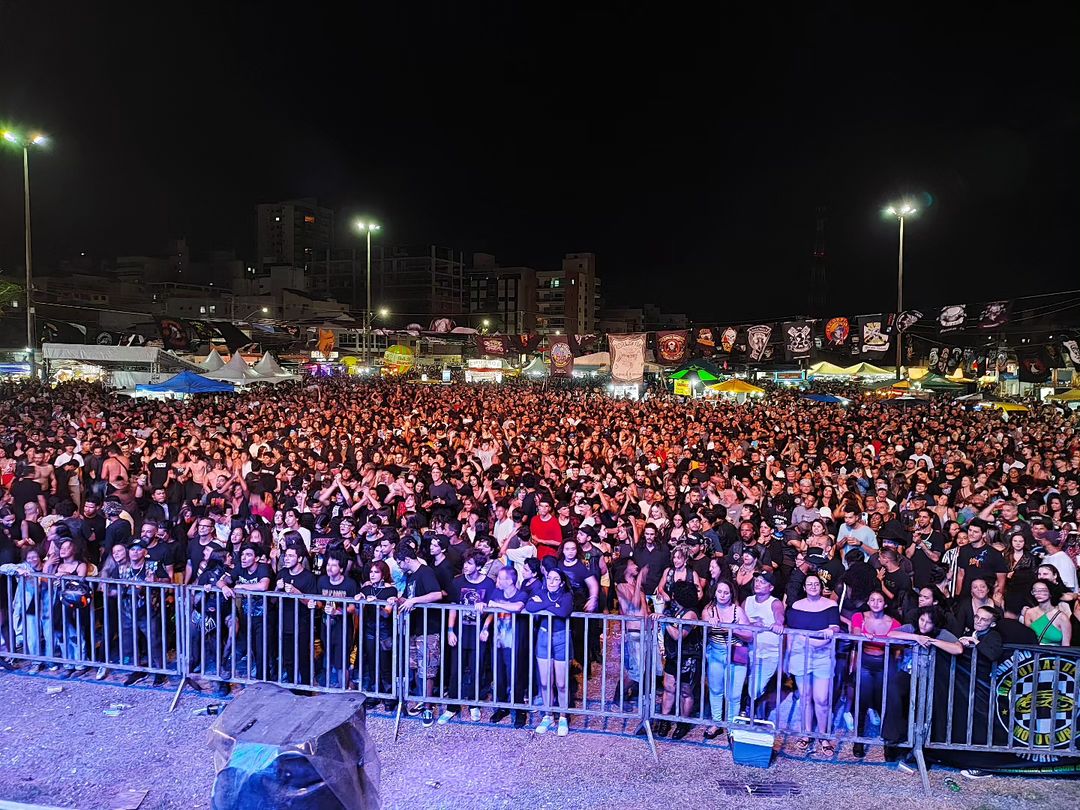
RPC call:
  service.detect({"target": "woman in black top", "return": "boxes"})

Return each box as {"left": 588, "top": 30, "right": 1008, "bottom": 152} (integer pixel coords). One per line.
{"left": 356, "top": 560, "right": 396, "bottom": 700}
{"left": 1003, "top": 532, "right": 1039, "bottom": 618}
{"left": 657, "top": 580, "right": 703, "bottom": 740}
{"left": 785, "top": 573, "right": 841, "bottom": 753}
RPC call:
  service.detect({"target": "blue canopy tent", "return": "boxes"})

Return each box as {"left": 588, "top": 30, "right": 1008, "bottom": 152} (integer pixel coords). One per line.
{"left": 802, "top": 393, "right": 847, "bottom": 404}
{"left": 136, "top": 370, "right": 236, "bottom": 395}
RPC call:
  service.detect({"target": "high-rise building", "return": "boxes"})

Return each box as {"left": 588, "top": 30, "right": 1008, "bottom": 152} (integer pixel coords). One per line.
{"left": 255, "top": 198, "right": 334, "bottom": 271}
{"left": 536, "top": 252, "right": 601, "bottom": 336}
{"left": 467, "top": 253, "right": 537, "bottom": 334}
{"left": 375, "top": 245, "right": 466, "bottom": 321}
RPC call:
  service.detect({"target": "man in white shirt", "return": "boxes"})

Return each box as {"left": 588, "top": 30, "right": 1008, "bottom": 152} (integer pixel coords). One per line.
{"left": 908, "top": 442, "right": 933, "bottom": 470}
{"left": 1040, "top": 531, "right": 1078, "bottom": 592}
{"left": 492, "top": 501, "right": 515, "bottom": 545}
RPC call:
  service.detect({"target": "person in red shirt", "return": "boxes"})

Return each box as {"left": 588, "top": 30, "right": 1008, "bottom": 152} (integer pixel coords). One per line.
{"left": 530, "top": 499, "right": 563, "bottom": 561}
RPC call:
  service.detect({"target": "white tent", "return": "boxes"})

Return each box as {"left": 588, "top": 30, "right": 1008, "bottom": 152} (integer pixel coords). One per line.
{"left": 253, "top": 351, "right": 297, "bottom": 382}
{"left": 200, "top": 351, "right": 225, "bottom": 372}
{"left": 43, "top": 343, "right": 199, "bottom": 370}
{"left": 204, "top": 352, "right": 263, "bottom": 383}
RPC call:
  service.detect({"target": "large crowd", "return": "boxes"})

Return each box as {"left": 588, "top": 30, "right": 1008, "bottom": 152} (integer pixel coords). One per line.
{"left": 1, "top": 376, "right": 1079, "bottom": 775}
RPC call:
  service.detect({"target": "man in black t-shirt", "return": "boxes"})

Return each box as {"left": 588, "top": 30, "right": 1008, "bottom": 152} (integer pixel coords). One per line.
{"left": 315, "top": 553, "right": 358, "bottom": 688}
{"left": 955, "top": 520, "right": 1007, "bottom": 600}
{"left": 276, "top": 546, "right": 318, "bottom": 685}
{"left": 905, "top": 508, "right": 946, "bottom": 589}
{"left": 440, "top": 549, "right": 496, "bottom": 724}
{"left": 394, "top": 542, "right": 446, "bottom": 728}
{"left": 218, "top": 544, "right": 273, "bottom": 679}
{"left": 119, "top": 539, "right": 171, "bottom": 685}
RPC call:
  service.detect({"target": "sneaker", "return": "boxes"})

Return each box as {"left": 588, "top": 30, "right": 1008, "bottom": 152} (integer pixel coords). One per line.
{"left": 407, "top": 702, "right": 424, "bottom": 716}
{"left": 535, "top": 715, "right": 554, "bottom": 735}
{"left": 512, "top": 712, "right": 527, "bottom": 728}
{"left": 122, "top": 672, "right": 147, "bottom": 686}
{"left": 557, "top": 717, "right": 569, "bottom": 737}
{"left": 867, "top": 708, "right": 881, "bottom": 727}
{"left": 27, "top": 663, "right": 42, "bottom": 674}
{"left": 152, "top": 674, "right": 168, "bottom": 687}
{"left": 437, "top": 710, "right": 456, "bottom": 725}
{"left": 95, "top": 667, "right": 109, "bottom": 681}
{"left": 421, "top": 710, "right": 435, "bottom": 728}
{"left": 842, "top": 711, "right": 854, "bottom": 731}
{"left": 469, "top": 707, "right": 481, "bottom": 722}
{"left": 961, "top": 769, "right": 992, "bottom": 780}
{"left": 490, "top": 709, "right": 510, "bottom": 723}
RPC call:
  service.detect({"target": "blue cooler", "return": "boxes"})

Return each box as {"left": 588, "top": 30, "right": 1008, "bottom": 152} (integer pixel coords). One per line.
{"left": 729, "top": 717, "right": 776, "bottom": 768}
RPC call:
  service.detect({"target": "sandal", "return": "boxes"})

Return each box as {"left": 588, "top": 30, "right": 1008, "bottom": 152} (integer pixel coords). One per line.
{"left": 819, "top": 740, "right": 836, "bottom": 756}
{"left": 794, "top": 737, "right": 811, "bottom": 753}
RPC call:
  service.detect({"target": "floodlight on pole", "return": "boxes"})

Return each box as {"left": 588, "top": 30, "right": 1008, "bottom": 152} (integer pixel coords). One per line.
{"left": 353, "top": 220, "right": 382, "bottom": 367}
{"left": 884, "top": 201, "right": 919, "bottom": 381}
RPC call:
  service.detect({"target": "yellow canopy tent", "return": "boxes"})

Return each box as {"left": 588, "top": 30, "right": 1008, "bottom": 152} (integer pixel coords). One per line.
{"left": 1048, "top": 389, "right": 1080, "bottom": 402}
{"left": 807, "top": 361, "right": 848, "bottom": 376}
{"left": 709, "top": 378, "right": 766, "bottom": 395}
{"left": 842, "top": 362, "right": 893, "bottom": 376}
{"left": 990, "top": 402, "right": 1029, "bottom": 413}
{"left": 946, "top": 369, "right": 975, "bottom": 383}
{"left": 907, "top": 367, "right": 929, "bottom": 380}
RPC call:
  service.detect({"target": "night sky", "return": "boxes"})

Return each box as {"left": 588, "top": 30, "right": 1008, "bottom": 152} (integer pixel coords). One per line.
{"left": 1, "top": 2, "right": 1076, "bottom": 320}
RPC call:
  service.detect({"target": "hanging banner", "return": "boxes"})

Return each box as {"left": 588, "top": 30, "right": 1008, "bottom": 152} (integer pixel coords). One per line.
{"left": 157, "top": 318, "right": 194, "bottom": 352}
{"left": 895, "top": 309, "right": 924, "bottom": 333}
{"left": 211, "top": 321, "right": 255, "bottom": 352}
{"left": 655, "top": 330, "right": 691, "bottom": 366}
{"left": 316, "top": 329, "right": 336, "bottom": 356}
{"left": 782, "top": 321, "right": 813, "bottom": 361}
{"left": 1063, "top": 339, "right": 1080, "bottom": 367}
{"left": 673, "top": 379, "right": 692, "bottom": 396}
{"left": 570, "top": 334, "right": 598, "bottom": 356}
{"left": 718, "top": 326, "right": 739, "bottom": 355}
{"left": 1015, "top": 346, "right": 1052, "bottom": 383}
{"left": 509, "top": 333, "right": 541, "bottom": 354}
{"left": 978, "top": 301, "right": 1011, "bottom": 330}
{"left": 746, "top": 324, "right": 773, "bottom": 363}
{"left": 823, "top": 316, "right": 852, "bottom": 351}
{"left": 694, "top": 327, "right": 716, "bottom": 357}
{"left": 40, "top": 320, "right": 87, "bottom": 345}
{"left": 475, "top": 335, "right": 510, "bottom": 358}
{"left": 608, "top": 333, "right": 647, "bottom": 384}
{"left": 858, "top": 314, "right": 892, "bottom": 356}
{"left": 548, "top": 336, "right": 574, "bottom": 376}
{"left": 938, "top": 304, "right": 967, "bottom": 333}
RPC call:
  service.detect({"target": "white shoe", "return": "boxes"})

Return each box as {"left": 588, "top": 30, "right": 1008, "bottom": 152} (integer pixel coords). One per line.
{"left": 437, "top": 710, "right": 456, "bottom": 725}
{"left": 95, "top": 667, "right": 109, "bottom": 681}
{"left": 557, "top": 717, "right": 569, "bottom": 737}
{"left": 961, "top": 769, "right": 992, "bottom": 780}
{"left": 535, "top": 715, "right": 554, "bottom": 735}
{"left": 469, "top": 707, "right": 481, "bottom": 722}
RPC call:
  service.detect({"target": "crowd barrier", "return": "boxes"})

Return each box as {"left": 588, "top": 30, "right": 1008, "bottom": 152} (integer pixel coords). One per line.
{"left": 6, "top": 571, "right": 1080, "bottom": 793}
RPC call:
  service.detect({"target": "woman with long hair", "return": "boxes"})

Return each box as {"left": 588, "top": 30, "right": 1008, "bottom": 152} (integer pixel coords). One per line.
{"left": 849, "top": 591, "right": 900, "bottom": 757}
{"left": 1004, "top": 532, "right": 1040, "bottom": 617}
{"left": 655, "top": 580, "right": 703, "bottom": 740}
{"left": 786, "top": 573, "right": 841, "bottom": 754}
{"left": 1021, "top": 579, "right": 1072, "bottom": 646}
{"left": 701, "top": 578, "right": 749, "bottom": 739}
{"left": 527, "top": 566, "right": 574, "bottom": 737}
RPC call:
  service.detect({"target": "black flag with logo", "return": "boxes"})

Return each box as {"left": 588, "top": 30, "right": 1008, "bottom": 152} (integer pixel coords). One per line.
{"left": 655, "top": 330, "right": 691, "bottom": 366}
{"left": 1016, "top": 346, "right": 1052, "bottom": 383}
{"left": 475, "top": 335, "right": 510, "bottom": 357}
{"left": 694, "top": 327, "right": 716, "bottom": 357}
{"left": 858, "top": 315, "right": 892, "bottom": 356}
{"left": 978, "top": 301, "right": 1010, "bottom": 330}
{"left": 782, "top": 321, "right": 813, "bottom": 361}
{"left": 745, "top": 324, "right": 773, "bottom": 363}
{"left": 938, "top": 304, "right": 967, "bottom": 334}
{"left": 157, "top": 318, "right": 194, "bottom": 351}
{"left": 1062, "top": 338, "right": 1080, "bottom": 367}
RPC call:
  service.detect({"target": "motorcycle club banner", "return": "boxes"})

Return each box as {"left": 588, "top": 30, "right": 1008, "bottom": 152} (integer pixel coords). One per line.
{"left": 548, "top": 336, "right": 574, "bottom": 376}
{"left": 156, "top": 317, "right": 194, "bottom": 352}
{"left": 823, "top": 316, "right": 852, "bottom": 351}
{"left": 655, "top": 330, "right": 691, "bottom": 366}
{"left": 782, "top": 321, "right": 813, "bottom": 361}
{"left": 509, "top": 333, "right": 541, "bottom": 354}
{"left": 895, "top": 309, "right": 923, "bottom": 333}
{"left": 858, "top": 314, "right": 892, "bottom": 356}
{"left": 938, "top": 304, "right": 967, "bottom": 333}
{"left": 978, "top": 300, "right": 1010, "bottom": 330}
{"left": 746, "top": 324, "right": 773, "bottom": 362}
{"left": 608, "top": 333, "right": 648, "bottom": 383}
{"left": 1016, "top": 346, "right": 1052, "bottom": 383}
{"left": 694, "top": 327, "right": 716, "bottom": 357}
{"left": 1063, "top": 338, "right": 1080, "bottom": 367}
{"left": 717, "top": 326, "right": 739, "bottom": 355}
{"left": 475, "top": 334, "right": 510, "bottom": 357}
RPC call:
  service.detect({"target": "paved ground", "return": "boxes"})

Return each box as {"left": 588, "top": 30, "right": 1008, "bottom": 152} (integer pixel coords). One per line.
{"left": 0, "top": 670, "right": 1077, "bottom": 810}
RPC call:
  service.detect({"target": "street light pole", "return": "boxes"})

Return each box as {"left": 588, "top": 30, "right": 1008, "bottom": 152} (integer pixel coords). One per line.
{"left": 885, "top": 203, "right": 916, "bottom": 381}
{"left": 22, "top": 143, "right": 34, "bottom": 379}
{"left": 354, "top": 220, "right": 381, "bottom": 367}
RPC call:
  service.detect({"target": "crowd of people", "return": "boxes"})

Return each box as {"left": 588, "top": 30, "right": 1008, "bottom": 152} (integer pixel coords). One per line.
{"left": 0, "top": 376, "right": 1078, "bottom": 773}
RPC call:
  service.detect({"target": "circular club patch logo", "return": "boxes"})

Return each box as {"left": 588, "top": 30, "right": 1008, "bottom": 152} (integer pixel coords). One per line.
{"left": 994, "top": 650, "right": 1077, "bottom": 749}
{"left": 658, "top": 333, "right": 687, "bottom": 363}
{"left": 550, "top": 342, "right": 573, "bottom": 371}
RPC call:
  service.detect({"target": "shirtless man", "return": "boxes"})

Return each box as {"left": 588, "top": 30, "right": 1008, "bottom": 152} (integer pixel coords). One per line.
{"left": 29, "top": 447, "right": 57, "bottom": 499}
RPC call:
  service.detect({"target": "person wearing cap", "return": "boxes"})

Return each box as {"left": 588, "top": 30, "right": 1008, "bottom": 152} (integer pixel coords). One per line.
{"left": 743, "top": 570, "right": 785, "bottom": 718}
{"left": 1038, "top": 529, "right": 1078, "bottom": 592}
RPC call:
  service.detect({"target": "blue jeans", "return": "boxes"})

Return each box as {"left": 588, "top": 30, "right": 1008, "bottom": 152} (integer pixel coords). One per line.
{"left": 706, "top": 639, "right": 747, "bottom": 723}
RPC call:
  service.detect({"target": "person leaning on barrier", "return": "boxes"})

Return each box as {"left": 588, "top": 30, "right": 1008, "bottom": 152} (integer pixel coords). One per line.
{"left": 46, "top": 534, "right": 92, "bottom": 678}
{"left": 482, "top": 565, "right": 530, "bottom": 728}
{"left": 118, "top": 537, "right": 171, "bottom": 686}
{"left": 188, "top": 547, "right": 230, "bottom": 695}
{"left": 701, "top": 577, "right": 749, "bottom": 739}
{"left": 744, "top": 570, "right": 785, "bottom": 719}
{"left": 440, "top": 548, "right": 496, "bottom": 725}
{"left": 785, "top": 572, "right": 840, "bottom": 755}
{"left": 612, "top": 559, "right": 649, "bottom": 706}
{"left": 275, "top": 543, "right": 318, "bottom": 687}
{"left": 355, "top": 560, "right": 397, "bottom": 705}
{"left": 527, "top": 564, "right": 574, "bottom": 737}
{"left": 312, "top": 552, "right": 358, "bottom": 689}
{"left": 848, "top": 590, "right": 900, "bottom": 758}
{"left": 217, "top": 543, "right": 273, "bottom": 681}
{"left": 392, "top": 540, "right": 446, "bottom": 729}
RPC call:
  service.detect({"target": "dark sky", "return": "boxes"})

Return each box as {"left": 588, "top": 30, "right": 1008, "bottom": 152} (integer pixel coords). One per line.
{"left": 1, "top": 1, "right": 1077, "bottom": 320}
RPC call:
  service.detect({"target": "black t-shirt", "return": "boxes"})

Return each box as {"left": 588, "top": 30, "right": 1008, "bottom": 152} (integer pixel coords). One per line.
{"left": 908, "top": 529, "right": 946, "bottom": 589}
{"left": 148, "top": 458, "right": 171, "bottom": 489}
{"left": 78, "top": 514, "right": 107, "bottom": 560}
{"left": 449, "top": 574, "right": 496, "bottom": 633}
{"left": 230, "top": 562, "right": 274, "bottom": 616}
{"left": 358, "top": 583, "right": 397, "bottom": 638}
{"left": 558, "top": 559, "right": 595, "bottom": 607}
{"left": 405, "top": 563, "right": 444, "bottom": 633}
{"left": 278, "top": 567, "right": 319, "bottom": 632}
{"left": 956, "top": 543, "right": 1007, "bottom": 593}
{"left": 146, "top": 541, "right": 174, "bottom": 572}
{"left": 881, "top": 567, "right": 913, "bottom": 615}
{"left": 187, "top": 537, "right": 227, "bottom": 578}
{"left": 11, "top": 479, "right": 42, "bottom": 523}
{"left": 431, "top": 558, "right": 455, "bottom": 596}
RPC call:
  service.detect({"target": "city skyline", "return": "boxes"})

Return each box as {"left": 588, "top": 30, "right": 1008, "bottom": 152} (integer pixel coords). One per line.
{"left": 1, "top": 3, "right": 1077, "bottom": 320}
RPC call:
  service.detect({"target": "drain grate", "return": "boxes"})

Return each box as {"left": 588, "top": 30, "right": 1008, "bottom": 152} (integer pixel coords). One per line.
{"left": 716, "top": 781, "right": 801, "bottom": 797}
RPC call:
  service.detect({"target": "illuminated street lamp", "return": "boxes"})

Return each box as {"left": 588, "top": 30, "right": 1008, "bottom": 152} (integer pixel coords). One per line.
{"left": 884, "top": 202, "right": 917, "bottom": 380}
{"left": 1, "top": 129, "right": 48, "bottom": 378}
{"left": 354, "top": 220, "right": 382, "bottom": 366}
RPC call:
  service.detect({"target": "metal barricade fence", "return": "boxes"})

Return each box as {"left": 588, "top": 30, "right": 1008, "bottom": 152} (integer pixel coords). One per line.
{"left": 397, "top": 604, "right": 653, "bottom": 751}
{"left": 921, "top": 643, "right": 1080, "bottom": 759}
{"left": 183, "top": 586, "right": 398, "bottom": 702}
{"left": 0, "top": 569, "right": 183, "bottom": 682}
{"left": 647, "top": 615, "right": 921, "bottom": 757}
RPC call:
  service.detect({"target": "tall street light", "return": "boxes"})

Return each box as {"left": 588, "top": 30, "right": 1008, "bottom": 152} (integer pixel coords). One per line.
{"left": 885, "top": 202, "right": 917, "bottom": 381}
{"left": 2, "top": 129, "right": 48, "bottom": 378}
{"left": 354, "top": 220, "right": 381, "bottom": 366}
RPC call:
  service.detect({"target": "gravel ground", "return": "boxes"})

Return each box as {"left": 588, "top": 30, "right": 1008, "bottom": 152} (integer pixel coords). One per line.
{"left": 1, "top": 669, "right": 1079, "bottom": 810}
